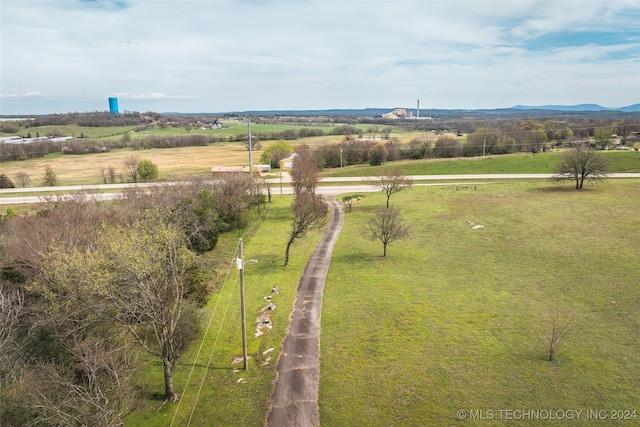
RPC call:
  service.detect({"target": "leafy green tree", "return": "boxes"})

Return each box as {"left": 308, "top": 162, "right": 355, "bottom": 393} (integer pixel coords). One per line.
{"left": 260, "top": 139, "right": 293, "bottom": 168}
{"left": 593, "top": 128, "right": 613, "bottom": 150}
{"left": 519, "top": 119, "right": 548, "bottom": 153}
{"left": 136, "top": 159, "right": 159, "bottom": 181}
{"left": 104, "top": 210, "right": 199, "bottom": 402}
{"left": 43, "top": 165, "right": 57, "bottom": 186}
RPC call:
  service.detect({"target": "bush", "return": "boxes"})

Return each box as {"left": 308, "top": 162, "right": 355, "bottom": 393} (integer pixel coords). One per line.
{"left": 136, "top": 159, "right": 159, "bottom": 181}
{"left": 0, "top": 173, "right": 15, "bottom": 188}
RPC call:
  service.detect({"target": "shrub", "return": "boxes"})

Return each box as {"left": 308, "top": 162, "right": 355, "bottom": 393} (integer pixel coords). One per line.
{"left": 136, "top": 159, "right": 159, "bottom": 181}
{"left": 0, "top": 173, "right": 15, "bottom": 188}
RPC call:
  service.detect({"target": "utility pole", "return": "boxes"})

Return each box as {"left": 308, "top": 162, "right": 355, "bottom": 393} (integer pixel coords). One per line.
{"left": 235, "top": 238, "right": 257, "bottom": 370}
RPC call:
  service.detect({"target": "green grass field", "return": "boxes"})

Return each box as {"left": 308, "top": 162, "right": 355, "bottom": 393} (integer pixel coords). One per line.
{"left": 125, "top": 196, "right": 327, "bottom": 426}
{"left": 320, "top": 180, "right": 640, "bottom": 426}
{"left": 3, "top": 123, "right": 639, "bottom": 425}
{"left": 324, "top": 151, "right": 640, "bottom": 177}
{"left": 123, "top": 178, "right": 639, "bottom": 426}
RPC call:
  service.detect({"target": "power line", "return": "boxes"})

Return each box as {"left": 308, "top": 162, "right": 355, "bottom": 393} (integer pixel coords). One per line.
{"left": 170, "top": 246, "right": 238, "bottom": 427}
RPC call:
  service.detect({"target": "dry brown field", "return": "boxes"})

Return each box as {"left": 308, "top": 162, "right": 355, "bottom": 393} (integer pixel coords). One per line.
{"left": 1, "top": 142, "right": 264, "bottom": 186}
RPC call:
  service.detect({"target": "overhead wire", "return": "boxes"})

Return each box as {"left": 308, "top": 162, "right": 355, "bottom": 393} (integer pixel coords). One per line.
{"left": 169, "top": 245, "right": 239, "bottom": 427}
{"left": 171, "top": 197, "right": 272, "bottom": 425}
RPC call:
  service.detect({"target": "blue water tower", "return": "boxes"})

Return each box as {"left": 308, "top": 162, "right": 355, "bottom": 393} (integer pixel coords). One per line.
{"left": 108, "top": 97, "right": 119, "bottom": 115}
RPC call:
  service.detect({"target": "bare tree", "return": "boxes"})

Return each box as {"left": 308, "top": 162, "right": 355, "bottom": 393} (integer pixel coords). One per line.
{"left": 100, "top": 166, "right": 109, "bottom": 184}
{"left": 108, "top": 166, "right": 116, "bottom": 184}
{"left": 31, "top": 336, "right": 136, "bottom": 427}
{"left": 368, "top": 166, "right": 413, "bottom": 209}
{"left": 0, "top": 285, "right": 24, "bottom": 361}
{"left": 262, "top": 177, "right": 273, "bottom": 203}
{"left": 434, "top": 135, "right": 463, "bottom": 158}
{"left": 552, "top": 143, "right": 610, "bottom": 189}
{"left": 290, "top": 145, "right": 322, "bottom": 196}
{"left": 284, "top": 192, "right": 328, "bottom": 267}
{"left": 212, "top": 173, "right": 252, "bottom": 231}
{"left": 548, "top": 307, "right": 571, "bottom": 361}
{"left": 15, "top": 172, "right": 31, "bottom": 188}
{"left": 123, "top": 155, "right": 140, "bottom": 183}
{"left": 284, "top": 150, "right": 327, "bottom": 266}
{"left": 365, "top": 207, "right": 409, "bottom": 257}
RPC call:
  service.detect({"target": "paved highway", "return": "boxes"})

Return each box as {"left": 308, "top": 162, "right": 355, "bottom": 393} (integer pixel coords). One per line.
{"left": 1, "top": 174, "right": 639, "bottom": 205}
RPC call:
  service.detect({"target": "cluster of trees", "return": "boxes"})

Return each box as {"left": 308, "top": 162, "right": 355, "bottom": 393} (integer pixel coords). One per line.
{"left": 20, "top": 112, "right": 151, "bottom": 128}
{"left": 61, "top": 140, "right": 111, "bottom": 154}
{"left": 0, "top": 174, "right": 257, "bottom": 425}
{"left": 129, "top": 134, "right": 219, "bottom": 150}
{"left": 0, "top": 140, "right": 62, "bottom": 161}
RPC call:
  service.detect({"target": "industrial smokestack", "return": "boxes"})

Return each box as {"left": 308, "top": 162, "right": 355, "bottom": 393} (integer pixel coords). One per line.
{"left": 417, "top": 99, "right": 420, "bottom": 118}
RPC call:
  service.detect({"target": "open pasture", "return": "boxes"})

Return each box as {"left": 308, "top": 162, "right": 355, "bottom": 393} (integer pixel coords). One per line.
{"left": 0, "top": 143, "right": 258, "bottom": 186}
{"left": 125, "top": 179, "right": 640, "bottom": 426}
{"left": 320, "top": 180, "right": 640, "bottom": 426}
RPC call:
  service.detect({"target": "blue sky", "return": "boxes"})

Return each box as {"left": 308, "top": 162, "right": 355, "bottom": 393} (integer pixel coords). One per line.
{"left": 1, "top": 0, "right": 638, "bottom": 115}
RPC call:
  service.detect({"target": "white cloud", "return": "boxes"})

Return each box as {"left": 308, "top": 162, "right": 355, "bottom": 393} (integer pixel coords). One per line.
{"left": 1, "top": 0, "right": 638, "bottom": 114}
{"left": 0, "top": 91, "right": 41, "bottom": 99}
{"left": 114, "top": 92, "right": 195, "bottom": 99}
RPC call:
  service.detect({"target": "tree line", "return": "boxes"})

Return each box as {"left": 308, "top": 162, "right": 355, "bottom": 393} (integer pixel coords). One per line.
{"left": 0, "top": 175, "right": 259, "bottom": 425}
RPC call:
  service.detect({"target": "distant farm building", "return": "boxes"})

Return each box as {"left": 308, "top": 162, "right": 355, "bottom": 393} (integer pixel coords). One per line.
{"left": 278, "top": 153, "right": 298, "bottom": 171}
{"left": 211, "top": 164, "right": 271, "bottom": 177}
{"left": 0, "top": 135, "right": 73, "bottom": 144}
{"left": 211, "top": 166, "right": 252, "bottom": 177}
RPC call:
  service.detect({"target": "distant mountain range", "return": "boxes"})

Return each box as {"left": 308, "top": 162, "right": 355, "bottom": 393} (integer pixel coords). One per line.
{"left": 511, "top": 104, "right": 640, "bottom": 112}
{"left": 170, "top": 103, "right": 640, "bottom": 117}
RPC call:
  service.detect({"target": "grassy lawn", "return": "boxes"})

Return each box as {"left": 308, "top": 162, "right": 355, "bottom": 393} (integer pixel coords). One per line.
{"left": 320, "top": 180, "right": 640, "bottom": 426}
{"left": 123, "top": 178, "right": 639, "bottom": 426}
{"left": 125, "top": 196, "right": 326, "bottom": 426}
{"left": 324, "top": 151, "right": 640, "bottom": 177}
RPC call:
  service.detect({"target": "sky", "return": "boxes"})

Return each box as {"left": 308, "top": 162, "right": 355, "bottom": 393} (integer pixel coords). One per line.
{"left": 1, "top": 0, "right": 639, "bottom": 115}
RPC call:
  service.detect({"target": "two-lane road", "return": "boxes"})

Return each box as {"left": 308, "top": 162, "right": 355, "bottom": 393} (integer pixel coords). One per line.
{"left": 1, "top": 174, "right": 639, "bottom": 205}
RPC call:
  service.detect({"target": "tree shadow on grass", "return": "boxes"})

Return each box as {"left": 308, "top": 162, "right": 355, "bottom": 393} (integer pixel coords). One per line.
{"left": 334, "top": 250, "right": 382, "bottom": 264}
{"left": 529, "top": 185, "right": 597, "bottom": 193}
